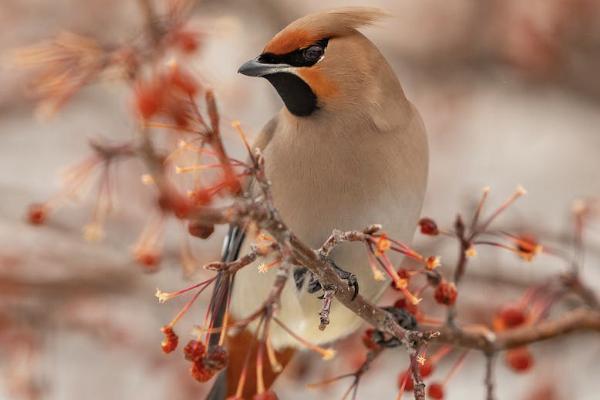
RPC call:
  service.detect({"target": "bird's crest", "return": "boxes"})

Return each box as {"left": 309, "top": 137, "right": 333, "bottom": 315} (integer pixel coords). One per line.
{"left": 264, "top": 7, "right": 388, "bottom": 55}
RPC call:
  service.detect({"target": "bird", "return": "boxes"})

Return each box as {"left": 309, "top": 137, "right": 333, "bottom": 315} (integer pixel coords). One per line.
{"left": 207, "top": 7, "right": 428, "bottom": 399}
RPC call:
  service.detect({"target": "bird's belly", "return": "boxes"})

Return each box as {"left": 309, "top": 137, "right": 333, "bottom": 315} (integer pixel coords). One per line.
{"left": 230, "top": 135, "right": 425, "bottom": 348}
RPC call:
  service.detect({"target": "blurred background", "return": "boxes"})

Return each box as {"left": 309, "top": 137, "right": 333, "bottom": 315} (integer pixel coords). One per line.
{"left": 1, "top": 0, "right": 599, "bottom": 399}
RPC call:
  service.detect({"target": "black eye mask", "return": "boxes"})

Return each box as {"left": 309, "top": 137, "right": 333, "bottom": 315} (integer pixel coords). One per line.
{"left": 259, "top": 38, "right": 329, "bottom": 68}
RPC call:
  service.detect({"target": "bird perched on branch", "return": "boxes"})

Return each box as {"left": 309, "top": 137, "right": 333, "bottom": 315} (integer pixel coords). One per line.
{"left": 208, "top": 7, "right": 428, "bottom": 399}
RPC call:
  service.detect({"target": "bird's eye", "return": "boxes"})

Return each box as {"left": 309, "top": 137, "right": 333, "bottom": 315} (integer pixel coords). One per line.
{"left": 303, "top": 45, "right": 324, "bottom": 62}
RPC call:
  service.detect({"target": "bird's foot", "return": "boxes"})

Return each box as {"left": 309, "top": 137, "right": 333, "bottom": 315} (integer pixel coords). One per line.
{"left": 329, "top": 260, "right": 359, "bottom": 300}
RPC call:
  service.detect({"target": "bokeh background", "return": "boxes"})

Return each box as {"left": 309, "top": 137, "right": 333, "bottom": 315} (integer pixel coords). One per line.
{"left": 1, "top": 0, "right": 599, "bottom": 399}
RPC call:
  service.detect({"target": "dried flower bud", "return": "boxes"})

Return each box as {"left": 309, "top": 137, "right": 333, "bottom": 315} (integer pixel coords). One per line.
{"left": 514, "top": 234, "right": 542, "bottom": 261}
{"left": 418, "top": 217, "right": 439, "bottom": 236}
{"left": 425, "top": 256, "right": 441, "bottom": 270}
{"left": 27, "top": 203, "right": 48, "bottom": 225}
{"left": 375, "top": 234, "right": 391, "bottom": 255}
{"left": 160, "top": 326, "right": 178, "bottom": 353}
{"left": 434, "top": 281, "right": 458, "bottom": 306}
{"left": 204, "top": 345, "right": 228, "bottom": 371}
{"left": 190, "top": 359, "right": 215, "bottom": 382}
{"left": 183, "top": 339, "right": 206, "bottom": 362}
{"left": 427, "top": 382, "right": 445, "bottom": 399}
{"left": 505, "top": 347, "right": 534, "bottom": 373}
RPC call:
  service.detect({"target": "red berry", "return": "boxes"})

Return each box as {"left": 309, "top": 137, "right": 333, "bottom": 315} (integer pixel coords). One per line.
{"left": 27, "top": 203, "right": 47, "bottom": 225}
{"left": 420, "top": 361, "right": 435, "bottom": 378}
{"left": 505, "top": 347, "right": 534, "bottom": 373}
{"left": 397, "top": 371, "right": 414, "bottom": 391}
{"left": 427, "top": 382, "right": 444, "bottom": 399}
{"left": 419, "top": 218, "right": 439, "bottom": 236}
{"left": 190, "top": 359, "right": 215, "bottom": 382}
{"left": 434, "top": 281, "right": 458, "bottom": 306}
{"left": 253, "top": 390, "right": 279, "bottom": 400}
{"left": 183, "top": 340, "right": 206, "bottom": 362}
{"left": 160, "top": 326, "right": 178, "bottom": 353}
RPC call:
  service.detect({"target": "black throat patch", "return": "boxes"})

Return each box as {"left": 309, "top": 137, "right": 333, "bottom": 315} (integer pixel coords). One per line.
{"left": 264, "top": 72, "right": 318, "bottom": 117}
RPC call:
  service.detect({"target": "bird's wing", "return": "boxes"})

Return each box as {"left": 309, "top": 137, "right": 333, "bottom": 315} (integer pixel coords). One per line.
{"left": 208, "top": 116, "right": 278, "bottom": 344}
{"left": 206, "top": 116, "right": 279, "bottom": 399}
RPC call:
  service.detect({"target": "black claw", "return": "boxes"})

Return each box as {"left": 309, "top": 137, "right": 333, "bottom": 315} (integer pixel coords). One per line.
{"left": 330, "top": 261, "right": 359, "bottom": 301}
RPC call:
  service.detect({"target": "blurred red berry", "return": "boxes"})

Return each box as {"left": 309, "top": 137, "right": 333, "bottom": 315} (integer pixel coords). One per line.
{"left": 494, "top": 305, "right": 527, "bottom": 331}
{"left": 420, "top": 361, "right": 435, "bottom": 378}
{"left": 253, "top": 390, "right": 279, "bottom": 400}
{"left": 183, "top": 339, "right": 206, "bottom": 362}
{"left": 505, "top": 347, "right": 534, "bottom": 373}
{"left": 427, "top": 382, "right": 444, "bottom": 399}
{"left": 434, "top": 281, "right": 458, "bottom": 306}
{"left": 27, "top": 203, "right": 47, "bottom": 225}
{"left": 190, "top": 359, "right": 215, "bottom": 382}
{"left": 397, "top": 371, "right": 414, "bottom": 391}
{"left": 419, "top": 218, "right": 439, "bottom": 236}
{"left": 160, "top": 326, "right": 178, "bottom": 353}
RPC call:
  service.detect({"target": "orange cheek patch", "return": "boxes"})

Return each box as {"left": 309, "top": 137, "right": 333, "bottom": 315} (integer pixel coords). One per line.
{"left": 264, "top": 29, "right": 319, "bottom": 55}
{"left": 297, "top": 68, "right": 339, "bottom": 100}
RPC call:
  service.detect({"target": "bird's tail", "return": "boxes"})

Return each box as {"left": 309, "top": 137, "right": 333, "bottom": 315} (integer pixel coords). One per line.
{"left": 207, "top": 327, "right": 295, "bottom": 399}
{"left": 206, "top": 224, "right": 295, "bottom": 399}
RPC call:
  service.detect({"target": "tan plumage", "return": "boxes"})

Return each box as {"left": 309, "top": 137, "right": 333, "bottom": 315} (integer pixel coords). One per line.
{"left": 210, "top": 7, "right": 428, "bottom": 398}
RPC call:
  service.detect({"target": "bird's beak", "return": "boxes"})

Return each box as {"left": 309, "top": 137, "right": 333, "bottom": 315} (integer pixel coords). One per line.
{"left": 238, "top": 58, "right": 292, "bottom": 77}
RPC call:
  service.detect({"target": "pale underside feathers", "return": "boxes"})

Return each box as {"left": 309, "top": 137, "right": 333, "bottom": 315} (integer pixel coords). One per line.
{"left": 264, "top": 7, "right": 389, "bottom": 55}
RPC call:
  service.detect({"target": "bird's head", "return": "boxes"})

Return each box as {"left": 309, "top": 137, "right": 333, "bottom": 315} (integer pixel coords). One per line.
{"left": 239, "top": 7, "right": 405, "bottom": 120}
